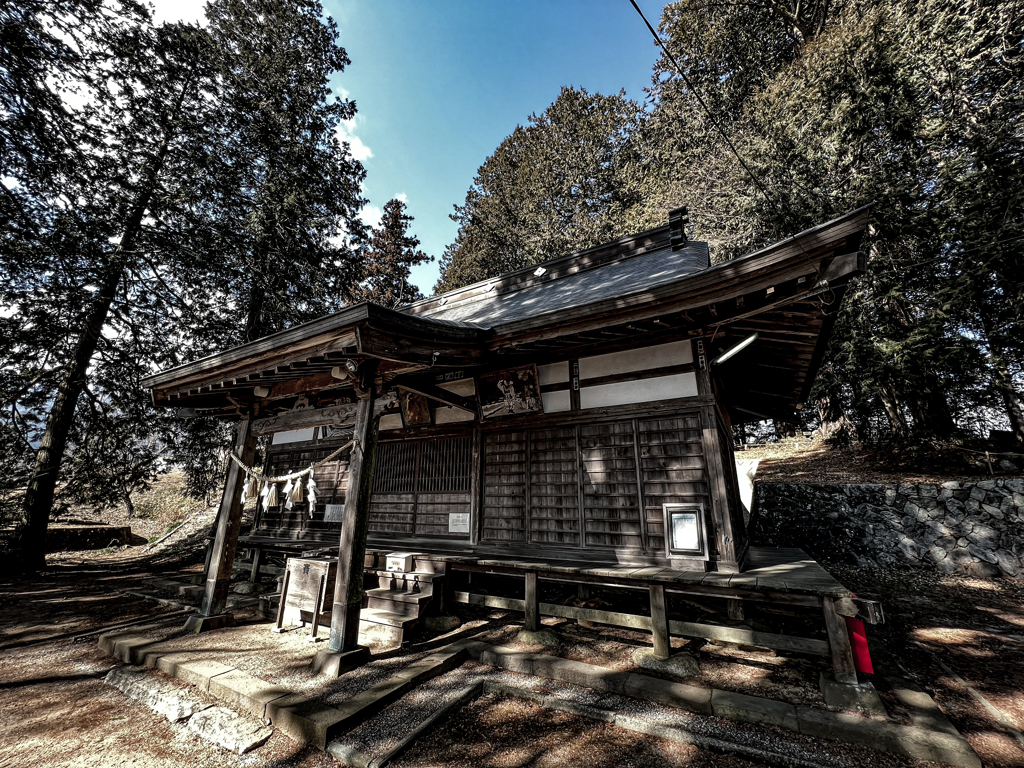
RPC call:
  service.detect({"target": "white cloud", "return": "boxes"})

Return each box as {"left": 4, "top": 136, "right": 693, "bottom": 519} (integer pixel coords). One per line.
{"left": 395, "top": 193, "right": 407, "bottom": 203}
{"left": 359, "top": 205, "right": 382, "bottom": 230}
{"left": 336, "top": 118, "right": 373, "bottom": 162}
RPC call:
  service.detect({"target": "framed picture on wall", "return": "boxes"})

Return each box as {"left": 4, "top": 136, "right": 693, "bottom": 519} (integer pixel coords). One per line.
{"left": 477, "top": 365, "right": 544, "bottom": 420}
{"left": 399, "top": 388, "right": 432, "bottom": 427}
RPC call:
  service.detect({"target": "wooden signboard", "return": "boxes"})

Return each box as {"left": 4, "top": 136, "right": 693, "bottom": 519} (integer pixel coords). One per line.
{"left": 252, "top": 403, "right": 358, "bottom": 436}
{"left": 478, "top": 365, "right": 543, "bottom": 420}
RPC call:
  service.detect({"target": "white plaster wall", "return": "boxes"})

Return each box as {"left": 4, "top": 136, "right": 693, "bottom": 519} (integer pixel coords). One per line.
{"left": 438, "top": 378, "right": 476, "bottom": 396}
{"left": 435, "top": 405, "right": 475, "bottom": 424}
{"left": 537, "top": 361, "right": 569, "bottom": 385}
{"left": 580, "top": 372, "right": 698, "bottom": 409}
{"left": 578, "top": 340, "right": 693, "bottom": 380}
{"left": 541, "top": 390, "right": 571, "bottom": 413}
{"left": 379, "top": 413, "right": 404, "bottom": 431}
{"left": 271, "top": 428, "right": 315, "bottom": 444}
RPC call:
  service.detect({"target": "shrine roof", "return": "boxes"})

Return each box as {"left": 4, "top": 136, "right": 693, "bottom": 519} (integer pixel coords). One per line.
{"left": 401, "top": 238, "right": 710, "bottom": 329}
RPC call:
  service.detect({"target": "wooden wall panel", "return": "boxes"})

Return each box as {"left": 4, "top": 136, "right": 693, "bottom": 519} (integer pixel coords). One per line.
{"left": 637, "top": 414, "right": 709, "bottom": 553}
{"left": 580, "top": 421, "right": 642, "bottom": 549}
{"left": 529, "top": 427, "right": 581, "bottom": 546}
{"left": 482, "top": 432, "right": 527, "bottom": 542}
{"left": 258, "top": 445, "right": 350, "bottom": 535}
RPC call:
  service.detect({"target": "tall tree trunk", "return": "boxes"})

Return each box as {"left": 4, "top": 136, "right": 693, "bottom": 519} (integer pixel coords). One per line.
{"left": 908, "top": 372, "right": 957, "bottom": 439}
{"left": 17, "top": 257, "right": 127, "bottom": 569}
{"left": 878, "top": 382, "right": 910, "bottom": 439}
{"left": 15, "top": 86, "right": 186, "bottom": 570}
{"left": 977, "top": 292, "right": 1024, "bottom": 443}
{"left": 244, "top": 280, "right": 266, "bottom": 343}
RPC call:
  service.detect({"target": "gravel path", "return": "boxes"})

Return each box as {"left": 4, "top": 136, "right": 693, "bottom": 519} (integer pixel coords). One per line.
{"left": 334, "top": 661, "right": 935, "bottom": 768}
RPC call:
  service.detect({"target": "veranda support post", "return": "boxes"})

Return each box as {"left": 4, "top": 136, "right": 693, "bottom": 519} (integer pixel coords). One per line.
{"left": 328, "top": 380, "right": 378, "bottom": 654}
{"left": 186, "top": 417, "right": 257, "bottom": 631}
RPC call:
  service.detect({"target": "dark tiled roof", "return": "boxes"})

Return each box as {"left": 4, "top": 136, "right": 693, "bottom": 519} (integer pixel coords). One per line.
{"left": 411, "top": 241, "right": 709, "bottom": 330}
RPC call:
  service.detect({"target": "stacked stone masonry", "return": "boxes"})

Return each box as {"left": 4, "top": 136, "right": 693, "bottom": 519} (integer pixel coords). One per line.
{"left": 750, "top": 479, "right": 1024, "bottom": 579}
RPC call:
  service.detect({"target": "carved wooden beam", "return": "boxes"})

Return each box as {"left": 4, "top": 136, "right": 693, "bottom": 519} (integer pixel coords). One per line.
{"left": 251, "top": 403, "right": 359, "bottom": 435}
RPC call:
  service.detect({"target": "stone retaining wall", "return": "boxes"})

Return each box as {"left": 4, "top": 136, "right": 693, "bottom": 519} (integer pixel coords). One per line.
{"left": 749, "top": 479, "right": 1024, "bottom": 579}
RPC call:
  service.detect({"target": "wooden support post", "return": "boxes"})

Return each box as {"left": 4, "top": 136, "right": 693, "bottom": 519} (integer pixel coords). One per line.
{"left": 308, "top": 574, "right": 326, "bottom": 642}
{"left": 273, "top": 567, "right": 291, "bottom": 633}
{"left": 203, "top": 538, "right": 215, "bottom": 578}
{"left": 524, "top": 571, "right": 539, "bottom": 631}
{"left": 200, "top": 418, "right": 257, "bottom": 618}
{"left": 649, "top": 584, "right": 670, "bottom": 659}
{"left": 328, "top": 376, "right": 378, "bottom": 653}
{"left": 726, "top": 598, "right": 745, "bottom": 621}
{"left": 249, "top": 545, "right": 263, "bottom": 584}
{"left": 823, "top": 597, "right": 858, "bottom": 685}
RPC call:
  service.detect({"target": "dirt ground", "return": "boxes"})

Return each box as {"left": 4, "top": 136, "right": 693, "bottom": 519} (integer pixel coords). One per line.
{"left": 5, "top": 454, "right": 1024, "bottom": 768}
{"left": 393, "top": 693, "right": 768, "bottom": 768}
{"left": 2, "top": 544, "right": 1023, "bottom": 768}
{"left": 739, "top": 435, "right": 1017, "bottom": 485}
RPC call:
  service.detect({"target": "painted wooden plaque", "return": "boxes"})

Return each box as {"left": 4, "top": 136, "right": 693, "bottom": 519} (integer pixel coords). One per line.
{"left": 399, "top": 388, "right": 431, "bottom": 427}
{"left": 478, "top": 365, "right": 543, "bottom": 420}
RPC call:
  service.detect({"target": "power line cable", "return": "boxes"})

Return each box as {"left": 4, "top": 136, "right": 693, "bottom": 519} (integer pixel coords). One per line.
{"left": 627, "top": 0, "right": 777, "bottom": 210}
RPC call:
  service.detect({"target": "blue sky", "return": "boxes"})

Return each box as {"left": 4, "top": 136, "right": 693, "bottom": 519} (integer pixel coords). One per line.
{"left": 153, "top": 0, "right": 669, "bottom": 295}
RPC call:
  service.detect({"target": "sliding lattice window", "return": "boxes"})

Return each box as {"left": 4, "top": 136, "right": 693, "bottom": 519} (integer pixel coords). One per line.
{"left": 369, "top": 436, "right": 472, "bottom": 539}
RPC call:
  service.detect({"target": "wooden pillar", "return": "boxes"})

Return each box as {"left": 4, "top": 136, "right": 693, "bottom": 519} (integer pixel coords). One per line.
{"left": 823, "top": 597, "right": 858, "bottom": 684}
{"left": 249, "top": 545, "right": 263, "bottom": 583}
{"left": 524, "top": 571, "right": 539, "bottom": 631}
{"left": 649, "top": 584, "right": 670, "bottom": 659}
{"left": 200, "top": 418, "right": 257, "bottom": 617}
{"left": 700, "top": 404, "right": 739, "bottom": 570}
{"left": 726, "top": 598, "right": 745, "bottom": 621}
{"left": 328, "top": 381, "right": 378, "bottom": 653}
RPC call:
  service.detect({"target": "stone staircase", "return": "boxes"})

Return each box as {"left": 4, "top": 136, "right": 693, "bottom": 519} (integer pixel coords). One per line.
{"left": 358, "top": 556, "right": 446, "bottom": 646}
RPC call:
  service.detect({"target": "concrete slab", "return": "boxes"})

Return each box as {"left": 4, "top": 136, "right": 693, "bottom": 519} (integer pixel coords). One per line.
{"left": 312, "top": 646, "right": 370, "bottom": 678}
{"left": 185, "top": 706, "right": 273, "bottom": 755}
{"left": 893, "top": 685, "right": 961, "bottom": 736}
{"left": 266, "top": 693, "right": 350, "bottom": 750}
{"left": 478, "top": 646, "right": 538, "bottom": 674}
{"left": 711, "top": 689, "right": 799, "bottom": 731}
{"left": 172, "top": 659, "right": 236, "bottom": 692}
{"left": 623, "top": 673, "right": 713, "bottom": 715}
{"left": 796, "top": 705, "right": 981, "bottom": 768}
{"left": 530, "top": 655, "right": 629, "bottom": 696}
{"left": 183, "top": 613, "right": 236, "bottom": 633}
{"left": 208, "top": 669, "right": 291, "bottom": 718}
{"left": 818, "top": 673, "right": 888, "bottom": 716}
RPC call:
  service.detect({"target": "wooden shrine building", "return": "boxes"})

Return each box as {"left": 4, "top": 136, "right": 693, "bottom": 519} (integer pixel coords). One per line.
{"left": 142, "top": 207, "right": 878, "bottom": 684}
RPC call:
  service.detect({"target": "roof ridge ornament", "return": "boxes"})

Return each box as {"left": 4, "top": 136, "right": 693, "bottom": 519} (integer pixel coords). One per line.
{"left": 669, "top": 206, "right": 690, "bottom": 251}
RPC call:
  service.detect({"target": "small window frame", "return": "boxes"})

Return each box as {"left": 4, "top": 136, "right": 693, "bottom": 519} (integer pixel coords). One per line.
{"left": 663, "top": 502, "right": 709, "bottom": 561}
